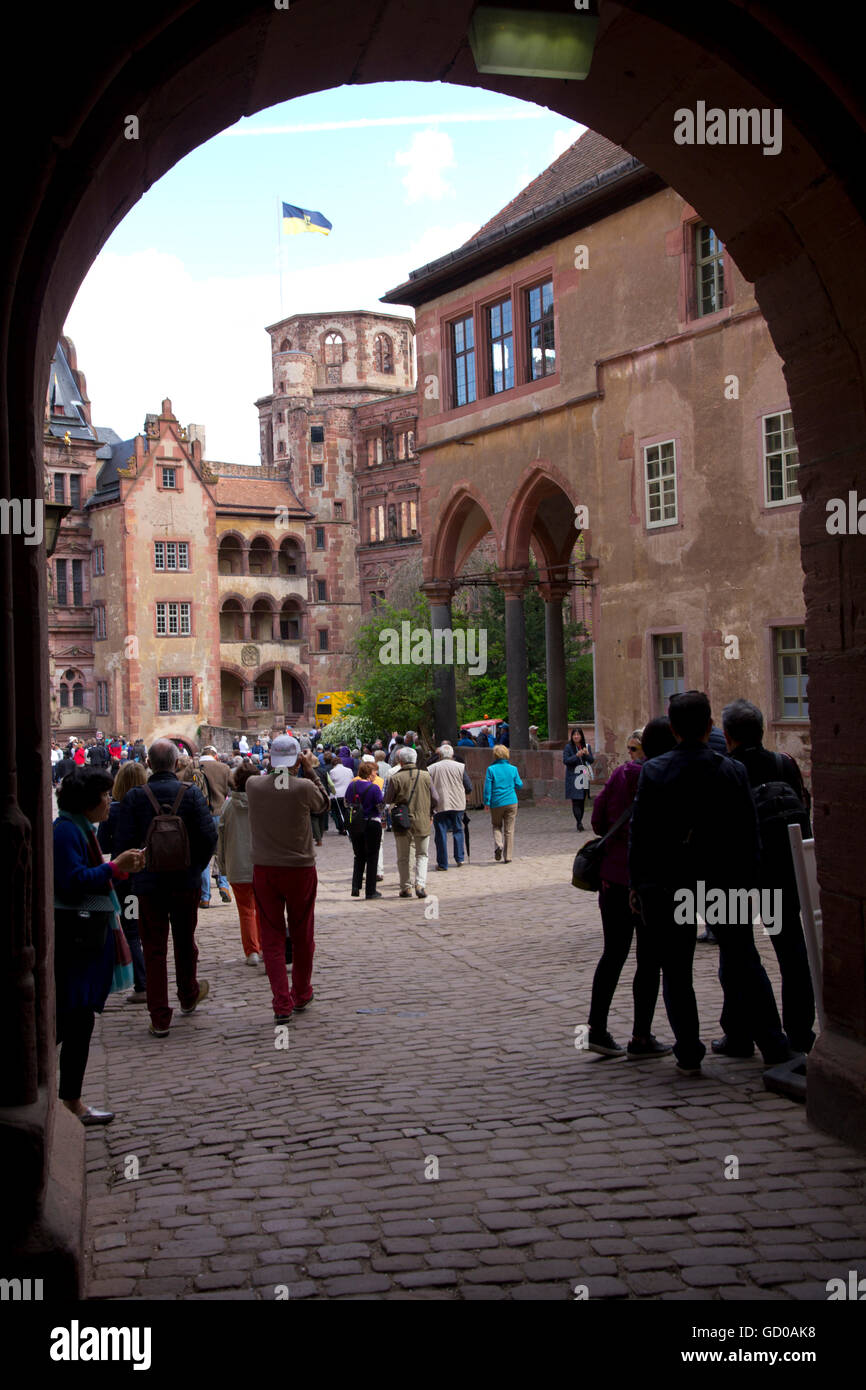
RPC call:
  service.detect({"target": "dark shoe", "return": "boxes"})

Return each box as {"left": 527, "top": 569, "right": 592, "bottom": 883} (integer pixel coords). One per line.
{"left": 675, "top": 1063, "right": 703, "bottom": 1076}
{"left": 399, "top": 888, "right": 412, "bottom": 898}
{"left": 181, "top": 979, "right": 209, "bottom": 1015}
{"left": 454, "top": 861, "right": 463, "bottom": 867}
{"left": 415, "top": 888, "right": 427, "bottom": 899}
{"left": 199, "top": 900, "right": 210, "bottom": 909}
{"left": 219, "top": 888, "right": 232, "bottom": 903}
{"left": 697, "top": 930, "right": 718, "bottom": 944}
{"left": 587, "top": 1031, "right": 624, "bottom": 1057}
{"left": 314, "top": 839, "right": 323, "bottom": 846}
{"left": 376, "top": 875, "right": 384, "bottom": 882}
{"left": 274, "top": 1013, "right": 293, "bottom": 1025}
{"left": 494, "top": 847, "right": 502, "bottom": 862}
{"left": 294, "top": 993, "right": 313, "bottom": 1013}
{"left": 366, "top": 891, "right": 383, "bottom": 899}
{"left": 126, "top": 989, "right": 148, "bottom": 1004}
{"left": 148, "top": 1023, "right": 169, "bottom": 1038}
{"left": 711, "top": 1036, "right": 755, "bottom": 1058}
{"left": 627, "top": 1036, "right": 673, "bottom": 1060}
{"left": 80, "top": 1107, "right": 115, "bottom": 1126}
{"left": 351, "top": 889, "right": 360, "bottom": 897}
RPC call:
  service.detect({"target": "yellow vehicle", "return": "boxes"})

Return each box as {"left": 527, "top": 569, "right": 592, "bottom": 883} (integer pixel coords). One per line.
{"left": 314, "top": 691, "right": 356, "bottom": 728}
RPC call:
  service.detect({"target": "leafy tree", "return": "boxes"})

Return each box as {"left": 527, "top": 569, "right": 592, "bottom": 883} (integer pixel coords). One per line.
{"left": 316, "top": 713, "right": 376, "bottom": 748}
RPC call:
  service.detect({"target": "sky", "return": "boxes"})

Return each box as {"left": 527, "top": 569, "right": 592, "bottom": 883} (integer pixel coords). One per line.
{"left": 65, "top": 82, "right": 584, "bottom": 466}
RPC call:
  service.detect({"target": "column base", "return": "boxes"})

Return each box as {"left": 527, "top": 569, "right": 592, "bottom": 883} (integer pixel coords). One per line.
{"left": 807, "top": 1029, "right": 866, "bottom": 1153}
{"left": 0, "top": 1089, "right": 86, "bottom": 1299}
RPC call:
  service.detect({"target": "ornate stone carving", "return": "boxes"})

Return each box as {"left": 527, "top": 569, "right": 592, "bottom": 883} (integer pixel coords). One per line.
{"left": 241, "top": 644, "right": 259, "bottom": 667}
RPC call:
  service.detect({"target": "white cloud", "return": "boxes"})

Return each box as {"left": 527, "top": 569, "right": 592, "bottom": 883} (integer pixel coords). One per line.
{"left": 65, "top": 224, "right": 478, "bottom": 467}
{"left": 394, "top": 129, "right": 457, "bottom": 203}
{"left": 220, "top": 109, "right": 550, "bottom": 137}
{"left": 552, "top": 126, "right": 583, "bottom": 159}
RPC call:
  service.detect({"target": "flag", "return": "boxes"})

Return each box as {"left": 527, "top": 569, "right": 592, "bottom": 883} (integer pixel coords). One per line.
{"left": 281, "top": 202, "right": 332, "bottom": 236}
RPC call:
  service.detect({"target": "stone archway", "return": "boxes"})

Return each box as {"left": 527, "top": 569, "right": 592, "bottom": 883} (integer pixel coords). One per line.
{"left": 5, "top": 3, "right": 866, "bottom": 1291}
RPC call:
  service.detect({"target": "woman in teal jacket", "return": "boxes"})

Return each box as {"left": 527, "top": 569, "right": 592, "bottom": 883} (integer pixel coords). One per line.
{"left": 483, "top": 745, "right": 523, "bottom": 863}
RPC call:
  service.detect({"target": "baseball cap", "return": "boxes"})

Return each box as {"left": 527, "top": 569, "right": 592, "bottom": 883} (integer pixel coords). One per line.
{"left": 270, "top": 734, "right": 300, "bottom": 768}
{"left": 360, "top": 754, "right": 376, "bottom": 764}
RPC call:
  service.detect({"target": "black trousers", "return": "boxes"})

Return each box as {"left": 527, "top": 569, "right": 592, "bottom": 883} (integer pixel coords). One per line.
{"left": 570, "top": 795, "right": 587, "bottom": 827}
{"left": 588, "top": 883, "right": 661, "bottom": 1039}
{"left": 56, "top": 1005, "right": 95, "bottom": 1101}
{"left": 766, "top": 888, "right": 816, "bottom": 1052}
{"left": 311, "top": 808, "right": 329, "bottom": 841}
{"left": 330, "top": 797, "right": 347, "bottom": 833}
{"left": 351, "top": 820, "right": 383, "bottom": 896}
{"left": 638, "top": 892, "right": 706, "bottom": 1070}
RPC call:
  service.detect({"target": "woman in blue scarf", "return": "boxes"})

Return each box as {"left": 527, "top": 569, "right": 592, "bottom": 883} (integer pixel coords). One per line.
{"left": 54, "top": 768, "right": 144, "bottom": 1124}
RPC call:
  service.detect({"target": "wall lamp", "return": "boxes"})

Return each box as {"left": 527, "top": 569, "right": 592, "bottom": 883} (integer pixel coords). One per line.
{"left": 468, "top": 3, "right": 599, "bottom": 81}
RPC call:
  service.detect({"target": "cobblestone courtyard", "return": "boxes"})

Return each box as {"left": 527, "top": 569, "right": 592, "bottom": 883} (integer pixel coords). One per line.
{"left": 84, "top": 804, "right": 866, "bottom": 1300}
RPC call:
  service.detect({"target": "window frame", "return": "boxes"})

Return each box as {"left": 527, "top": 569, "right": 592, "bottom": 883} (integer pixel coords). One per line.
{"left": 762, "top": 407, "right": 801, "bottom": 508}
{"left": 450, "top": 313, "right": 477, "bottom": 409}
{"left": 314, "top": 525, "right": 326, "bottom": 551}
{"left": 651, "top": 630, "right": 686, "bottom": 714}
{"left": 157, "top": 675, "right": 194, "bottom": 714}
{"left": 155, "top": 600, "right": 193, "bottom": 637}
{"left": 643, "top": 438, "right": 679, "bottom": 529}
{"left": 773, "top": 625, "right": 809, "bottom": 721}
{"left": 487, "top": 297, "right": 515, "bottom": 396}
{"left": 525, "top": 278, "right": 556, "bottom": 382}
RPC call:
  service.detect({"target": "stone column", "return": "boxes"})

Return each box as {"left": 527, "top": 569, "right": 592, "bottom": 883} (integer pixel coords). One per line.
{"left": 421, "top": 581, "right": 456, "bottom": 743}
{"left": 497, "top": 570, "right": 530, "bottom": 751}
{"left": 242, "top": 611, "right": 252, "bottom": 642}
{"left": 539, "top": 572, "right": 570, "bottom": 745}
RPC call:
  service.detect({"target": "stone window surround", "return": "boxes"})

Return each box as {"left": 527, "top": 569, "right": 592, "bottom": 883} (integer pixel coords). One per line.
{"left": 646, "top": 626, "right": 689, "bottom": 719}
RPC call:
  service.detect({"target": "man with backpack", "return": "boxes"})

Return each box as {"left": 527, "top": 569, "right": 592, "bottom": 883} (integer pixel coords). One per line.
{"left": 114, "top": 738, "right": 217, "bottom": 1037}
{"left": 629, "top": 690, "right": 792, "bottom": 1075}
{"left": 385, "top": 746, "right": 438, "bottom": 899}
{"left": 721, "top": 699, "right": 816, "bottom": 1055}
{"left": 197, "top": 747, "right": 232, "bottom": 908}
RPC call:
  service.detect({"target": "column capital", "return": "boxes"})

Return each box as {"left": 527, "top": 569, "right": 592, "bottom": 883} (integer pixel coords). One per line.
{"left": 495, "top": 568, "right": 530, "bottom": 598}
{"left": 421, "top": 580, "right": 454, "bottom": 605}
{"left": 538, "top": 567, "right": 572, "bottom": 602}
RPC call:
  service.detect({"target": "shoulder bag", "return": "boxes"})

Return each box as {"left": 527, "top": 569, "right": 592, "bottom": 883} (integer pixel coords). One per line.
{"left": 572, "top": 803, "right": 633, "bottom": 892}
{"left": 391, "top": 769, "right": 420, "bottom": 833}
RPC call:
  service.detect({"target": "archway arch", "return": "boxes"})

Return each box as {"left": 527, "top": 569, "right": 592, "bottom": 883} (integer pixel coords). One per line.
{"left": 6, "top": 7, "right": 866, "bottom": 1286}
{"left": 503, "top": 463, "right": 580, "bottom": 574}
{"left": 429, "top": 484, "right": 499, "bottom": 583}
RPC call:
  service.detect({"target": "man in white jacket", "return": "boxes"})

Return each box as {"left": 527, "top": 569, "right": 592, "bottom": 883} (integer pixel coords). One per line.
{"left": 327, "top": 755, "right": 353, "bottom": 835}
{"left": 428, "top": 744, "right": 470, "bottom": 870}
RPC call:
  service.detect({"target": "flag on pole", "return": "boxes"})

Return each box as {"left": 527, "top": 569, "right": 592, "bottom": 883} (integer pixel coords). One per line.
{"left": 281, "top": 202, "right": 332, "bottom": 236}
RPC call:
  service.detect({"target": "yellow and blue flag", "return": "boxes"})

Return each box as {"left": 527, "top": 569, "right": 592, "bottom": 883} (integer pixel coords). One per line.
{"left": 281, "top": 202, "right": 332, "bottom": 236}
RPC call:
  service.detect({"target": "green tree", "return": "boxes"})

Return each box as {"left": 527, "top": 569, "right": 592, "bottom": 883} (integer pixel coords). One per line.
{"left": 348, "top": 593, "right": 436, "bottom": 743}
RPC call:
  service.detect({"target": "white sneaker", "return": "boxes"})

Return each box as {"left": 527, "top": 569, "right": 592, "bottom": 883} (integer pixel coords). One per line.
{"left": 245, "top": 952, "right": 261, "bottom": 966}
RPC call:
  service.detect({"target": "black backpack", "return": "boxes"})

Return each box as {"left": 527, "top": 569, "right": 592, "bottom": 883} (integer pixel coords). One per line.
{"left": 750, "top": 752, "right": 811, "bottom": 872}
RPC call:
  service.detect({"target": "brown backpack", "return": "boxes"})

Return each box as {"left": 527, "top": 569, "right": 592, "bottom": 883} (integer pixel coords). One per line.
{"left": 143, "top": 784, "right": 192, "bottom": 872}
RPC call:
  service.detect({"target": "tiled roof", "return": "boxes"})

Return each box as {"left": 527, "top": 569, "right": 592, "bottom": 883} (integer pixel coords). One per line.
{"left": 214, "top": 475, "right": 310, "bottom": 515}
{"left": 464, "top": 129, "right": 631, "bottom": 245}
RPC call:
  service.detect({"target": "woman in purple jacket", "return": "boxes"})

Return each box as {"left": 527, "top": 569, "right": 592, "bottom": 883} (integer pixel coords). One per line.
{"left": 344, "top": 762, "right": 384, "bottom": 899}
{"left": 585, "top": 720, "right": 675, "bottom": 1059}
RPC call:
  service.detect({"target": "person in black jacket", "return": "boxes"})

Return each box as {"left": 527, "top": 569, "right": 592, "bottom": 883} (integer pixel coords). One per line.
{"left": 629, "top": 690, "right": 790, "bottom": 1075}
{"left": 114, "top": 738, "right": 217, "bottom": 1037}
{"left": 721, "top": 699, "right": 815, "bottom": 1055}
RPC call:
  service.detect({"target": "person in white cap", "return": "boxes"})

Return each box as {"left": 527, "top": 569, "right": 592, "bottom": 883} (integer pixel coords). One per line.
{"left": 246, "top": 735, "right": 329, "bottom": 1023}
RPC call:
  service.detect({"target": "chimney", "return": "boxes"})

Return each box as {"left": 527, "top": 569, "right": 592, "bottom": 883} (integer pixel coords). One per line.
{"left": 187, "top": 423, "right": 206, "bottom": 454}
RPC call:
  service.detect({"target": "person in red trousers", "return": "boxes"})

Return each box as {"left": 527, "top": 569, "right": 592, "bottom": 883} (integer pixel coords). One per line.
{"left": 246, "top": 736, "right": 329, "bottom": 1024}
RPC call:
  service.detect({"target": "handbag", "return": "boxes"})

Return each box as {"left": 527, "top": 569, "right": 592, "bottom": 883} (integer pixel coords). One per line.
{"left": 55, "top": 888, "right": 117, "bottom": 954}
{"left": 571, "top": 803, "right": 633, "bottom": 892}
{"left": 391, "top": 769, "right": 420, "bottom": 833}
{"left": 110, "top": 924, "right": 134, "bottom": 994}
{"left": 348, "top": 782, "right": 367, "bottom": 834}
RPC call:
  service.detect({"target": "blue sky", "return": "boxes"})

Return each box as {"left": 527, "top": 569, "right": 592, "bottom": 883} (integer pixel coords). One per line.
{"left": 66, "top": 82, "right": 584, "bottom": 465}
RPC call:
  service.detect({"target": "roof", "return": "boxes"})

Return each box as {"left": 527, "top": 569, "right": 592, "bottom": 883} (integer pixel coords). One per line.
{"left": 213, "top": 474, "right": 311, "bottom": 516}
{"left": 381, "top": 128, "right": 656, "bottom": 308}
{"left": 463, "top": 129, "right": 630, "bottom": 244}
{"left": 87, "top": 435, "right": 137, "bottom": 504}
{"left": 46, "top": 340, "right": 98, "bottom": 441}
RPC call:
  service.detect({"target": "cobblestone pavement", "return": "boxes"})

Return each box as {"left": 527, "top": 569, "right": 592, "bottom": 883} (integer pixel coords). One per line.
{"left": 84, "top": 803, "right": 866, "bottom": 1300}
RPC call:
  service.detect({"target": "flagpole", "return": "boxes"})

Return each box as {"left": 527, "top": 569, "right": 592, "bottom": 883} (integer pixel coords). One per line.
{"left": 276, "top": 196, "right": 284, "bottom": 317}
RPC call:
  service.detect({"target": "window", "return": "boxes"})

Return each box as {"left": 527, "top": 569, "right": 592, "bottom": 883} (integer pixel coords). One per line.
{"left": 71, "top": 559, "right": 84, "bottom": 607}
{"left": 775, "top": 627, "right": 808, "bottom": 720}
{"left": 367, "top": 436, "right": 383, "bottom": 466}
{"left": 161, "top": 467, "right": 176, "bottom": 489}
{"left": 369, "top": 505, "right": 386, "bottom": 542}
{"left": 310, "top": 425, "right": 325, "bottom": 445}
{"left": 69, "top": 474, "right": 81, "bottom": 509}
{"left": 280, "top": 607, "right": 301, "bottom": 640}
{"left": 370, "top": 590, "right": 386, "bottom": 608}
{"left": 488, "top": 299, "right": 514, "bottom": 393}
{"left": 324, "top": 332, "right": 343, "bottom": 382}
{"left": 312, "top": 464, "right": 324, "bottom": 486}
{"left": 96, "top": 680, "right": 109, "bottom": 716}
{"left": 374, "top": 333, "right": 393, "bottom": 374}
{"left": 55, "top": 559, "right": 67, "bottom": 605}
{"left": 645, "top": 440, "right": 678, "bottom": 526}
{"left": 93, "top": 544, "right": 105, "bottom": 576}
{"left": 94, "top": 605, "right": 106, "bottom": 640}
{"left": 253, "top": 685, "right": 270, "bottom": 710}
{"left": 314, "top": 526, "right": 325, "bottom": 550}
{"left": 334, "top": 501, "right": 343, "bottom": 519}
{"left": 59, "top": 685, "right": 69, "bottom": 708}
{"left": 318, "top": 629, "right": 329, "bottom": 651}
{"left": 764, "top": 410, "right": 800, "bottom": 505}
{"left": 654, "top": 634, "right": 685, "bottom": 706}
{"left": 695, "top": 224, "right": 725, "bottom": 316}
{"left": 316, "top": 579, "right": 327, "bottom": 601}
{"left": 158, "top": 675, "right": 193, "bottom": 712}
{"left": 397, "top": 429, "right": 416, "bottom": 459}
{"left": 72, "top": 683, "right": 84, "bottom": 707}
{"left": 156, "top": 601, "right": 192, "bottom": 636}
{"left": 155, "top": 541, "right": 190, "bottom": 570}
{"left": 451, "top": 315, "right": 476, "bottom": 407}
{"left": 53, "top": 473, "right": 66, "bottom": 504}
{"left": 399, "top": 501, "right": 418, "bottom": 537}
{"left": 527, "top": 280, "right": 555, "bottom": 379}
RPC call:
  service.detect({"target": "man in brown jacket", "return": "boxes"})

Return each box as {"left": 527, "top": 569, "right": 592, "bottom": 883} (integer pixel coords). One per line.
{"left": 385, "top": 746, "right": 437, "bottom": 899}
{"left": 198, "top": 746, "right": 232, "bottom": 907}
{"left": 247, "top": 735, "right": 330, "bottom": 1022}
